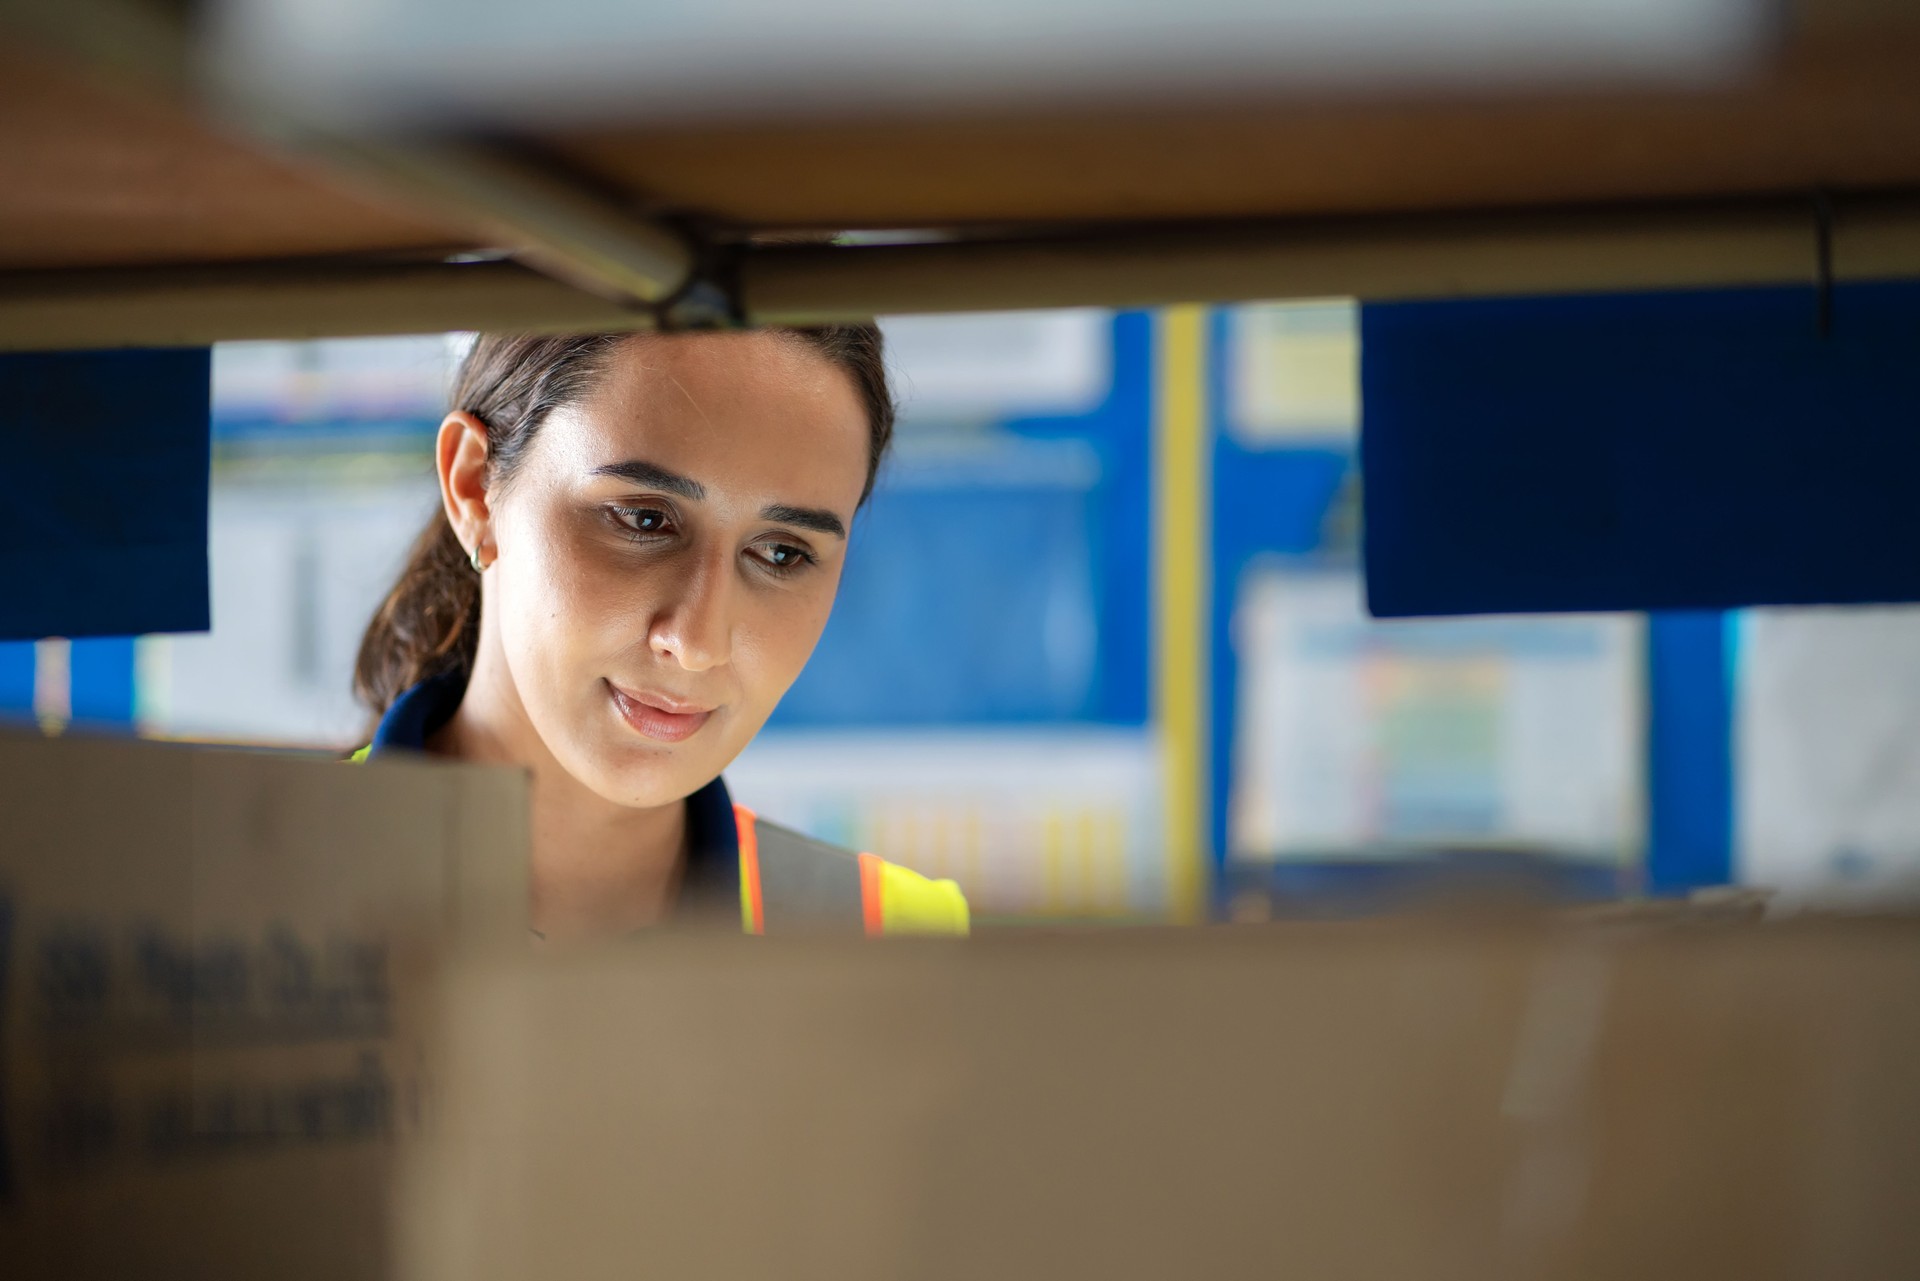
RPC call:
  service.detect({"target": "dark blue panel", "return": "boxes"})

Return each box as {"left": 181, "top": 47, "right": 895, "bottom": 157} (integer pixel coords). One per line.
{"left": 69, "top": 636, "right": 138, "bottom": 725}
{"left": 0, "top": 348, "right": 211, "bottom": 639}
{"left": 1646, "top": 612, "right": 1733, "bottom": 891}
{"left": 1362, "top": 282, "right": 1920, "bottom": 617}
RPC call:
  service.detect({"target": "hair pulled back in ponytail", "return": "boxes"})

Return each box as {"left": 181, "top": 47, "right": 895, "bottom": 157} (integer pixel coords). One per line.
{"left": 352, "top": 325, "right": 894, "bottom": 719}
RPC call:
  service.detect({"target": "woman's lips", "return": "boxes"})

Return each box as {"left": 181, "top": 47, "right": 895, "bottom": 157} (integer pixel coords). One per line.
{"left": 607, "top": 682, "right": 714, "bottom": 743}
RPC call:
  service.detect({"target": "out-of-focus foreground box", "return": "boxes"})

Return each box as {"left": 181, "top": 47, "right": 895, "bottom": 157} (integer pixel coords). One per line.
{"left": 8, "top": 729, "right": 1920, "bottom": 1281}
{"left": 0, "top": 731, "right": 527, "bottom": 1279}
{"left": 405, "top": 921, "right": 1920, "bottom": 1281}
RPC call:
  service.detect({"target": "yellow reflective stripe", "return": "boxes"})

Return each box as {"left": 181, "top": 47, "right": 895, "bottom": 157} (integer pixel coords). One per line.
{"left": 349, "top": 745, "right": 371, "bottom": 762}
{"left": 876, "top": 860, "right": 970, "bottom": 936}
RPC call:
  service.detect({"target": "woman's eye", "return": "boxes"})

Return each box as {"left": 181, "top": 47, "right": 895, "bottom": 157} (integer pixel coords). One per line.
{"left": 756, "top": 542, "right": 813, "bottom": 572}
{"left": 611, "top": 506, "right": 673, "bottom": 536}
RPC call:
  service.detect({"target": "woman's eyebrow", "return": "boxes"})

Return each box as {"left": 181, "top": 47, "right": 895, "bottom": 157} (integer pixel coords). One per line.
{"left": 594, "top": 460, "right": 846, "bottom": 537}
{"left": 592, "top": 459, "right": 705, "bottom": 500}
{"left": 762, "top": 504, "right": 847, "bottom": 538}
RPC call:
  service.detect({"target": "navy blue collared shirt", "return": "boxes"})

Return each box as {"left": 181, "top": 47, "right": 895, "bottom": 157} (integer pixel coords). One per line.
{"left": 366, "top": 672, "right": 741, "bottom": 906}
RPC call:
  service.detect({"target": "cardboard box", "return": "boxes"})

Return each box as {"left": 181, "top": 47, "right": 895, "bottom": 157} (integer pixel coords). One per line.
{"left": 406, "top": 919, "right": 1920, "bottom": 1281}
{"left": 12, "top": 730, "right": 1919, "bottom": 1280}
{"left": 0, "top": 731, "right": 527, "bottom": 1279}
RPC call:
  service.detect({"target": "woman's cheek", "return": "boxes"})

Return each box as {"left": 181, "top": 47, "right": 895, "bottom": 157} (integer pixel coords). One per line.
{"left": 755, "top": 581, "right": 839, "bottom": 683}
{"left": 546, "top": 522, "right": 634, "bottom": 612}
{"left": 505, "top": 516, "right": 619, "bottom": 678}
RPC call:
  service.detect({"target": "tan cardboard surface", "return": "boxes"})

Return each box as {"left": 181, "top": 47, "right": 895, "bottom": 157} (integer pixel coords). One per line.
{"left": 0, "top": 730, "right": 527, "bottom": 1280}
{"left": 408, "top": 920, "right": 1920, "bottom": 1281}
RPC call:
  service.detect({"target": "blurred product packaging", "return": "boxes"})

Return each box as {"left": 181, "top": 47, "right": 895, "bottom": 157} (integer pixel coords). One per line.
{"left": 0, "top": 731, "right": 527, "bottom": 1278}
{"left": 404, "top": 925, "right": 1920, "bottom": 1281}
{"left": 7, "top": 732, "right": 1920, "bottom": 1279}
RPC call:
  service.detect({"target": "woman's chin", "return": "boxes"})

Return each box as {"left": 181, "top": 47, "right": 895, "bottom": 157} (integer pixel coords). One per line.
{"left": 576, "top": 749, "right": 713, "bottom": 811}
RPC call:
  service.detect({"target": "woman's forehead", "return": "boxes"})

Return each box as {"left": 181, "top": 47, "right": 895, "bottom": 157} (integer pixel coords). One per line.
{"left": 543, "top": 333, "right": 869, "bottom": 502}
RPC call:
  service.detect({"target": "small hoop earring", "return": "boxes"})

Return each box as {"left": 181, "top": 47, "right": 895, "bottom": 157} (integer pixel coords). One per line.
{"left": 470, "top": 543, "right": 487, "bottom": 574}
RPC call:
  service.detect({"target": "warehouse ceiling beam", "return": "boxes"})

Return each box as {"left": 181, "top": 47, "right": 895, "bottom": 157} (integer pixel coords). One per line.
{"left": 4, "top": 195, "right": 1919, "bottom": 351}
{"left": 741, "top": 197, "right": 1920, "bottom": 322}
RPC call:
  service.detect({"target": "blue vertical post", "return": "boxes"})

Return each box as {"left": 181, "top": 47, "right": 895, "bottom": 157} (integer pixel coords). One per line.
{"left": 0, "top": 642, "right": 32, "bottom": 721}
{"left": 69, "top": 637, "right": 138, "bottom": 726}
{"left": 1646, "top": 612, "right": 1735, "bottom": 892}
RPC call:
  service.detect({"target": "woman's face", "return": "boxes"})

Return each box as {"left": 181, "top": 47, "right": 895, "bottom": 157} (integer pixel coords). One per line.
{"left": 484, "top": 332, "right": 870, "bottom": 808}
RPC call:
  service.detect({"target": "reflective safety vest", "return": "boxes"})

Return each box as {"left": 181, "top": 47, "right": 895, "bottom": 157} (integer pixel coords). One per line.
{"left": 735, "top": 805, "right": 968, "bottom": 936}
{"left": 348, "top": 745, "right": 967, "bottom": 935}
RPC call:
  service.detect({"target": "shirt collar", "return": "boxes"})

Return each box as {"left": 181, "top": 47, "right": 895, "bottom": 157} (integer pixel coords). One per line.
{"left": 367, "top": 674, "right": 740, "bottom": 898}
{"left": 367, "top": 670, "right": 465, "bottom": 755}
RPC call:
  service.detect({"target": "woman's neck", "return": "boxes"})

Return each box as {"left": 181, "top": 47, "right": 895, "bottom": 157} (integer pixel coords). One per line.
{"left": 430, "top": 653, "right": 688, "bottom": 941}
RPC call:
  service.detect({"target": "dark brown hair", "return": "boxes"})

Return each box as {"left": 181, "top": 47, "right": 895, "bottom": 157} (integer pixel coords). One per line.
{"left": 353, "top": 326, "right": 894, "bottom": 717}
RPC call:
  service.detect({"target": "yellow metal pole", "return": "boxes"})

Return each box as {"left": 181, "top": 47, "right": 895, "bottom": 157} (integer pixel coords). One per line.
{"left": 1153, "top": 306, "right": 1212, "bottom": 923}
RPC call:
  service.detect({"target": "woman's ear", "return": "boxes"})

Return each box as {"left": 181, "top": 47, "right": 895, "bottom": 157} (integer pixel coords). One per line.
{"left": 437, "top": 411, "right": 493, "bottom": 558}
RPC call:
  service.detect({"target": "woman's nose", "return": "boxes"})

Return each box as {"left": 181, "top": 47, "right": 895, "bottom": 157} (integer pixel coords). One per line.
{"left": 647, "top": 555, "right": 732, "bottom": 672}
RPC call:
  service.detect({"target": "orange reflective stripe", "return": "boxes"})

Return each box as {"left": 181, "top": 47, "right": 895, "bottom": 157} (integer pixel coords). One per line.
{"left": 857, "top": 851, "right": 885, "bottom": 937}
{"left": 734, "top": 804, "right": 765, "bottom": 935}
